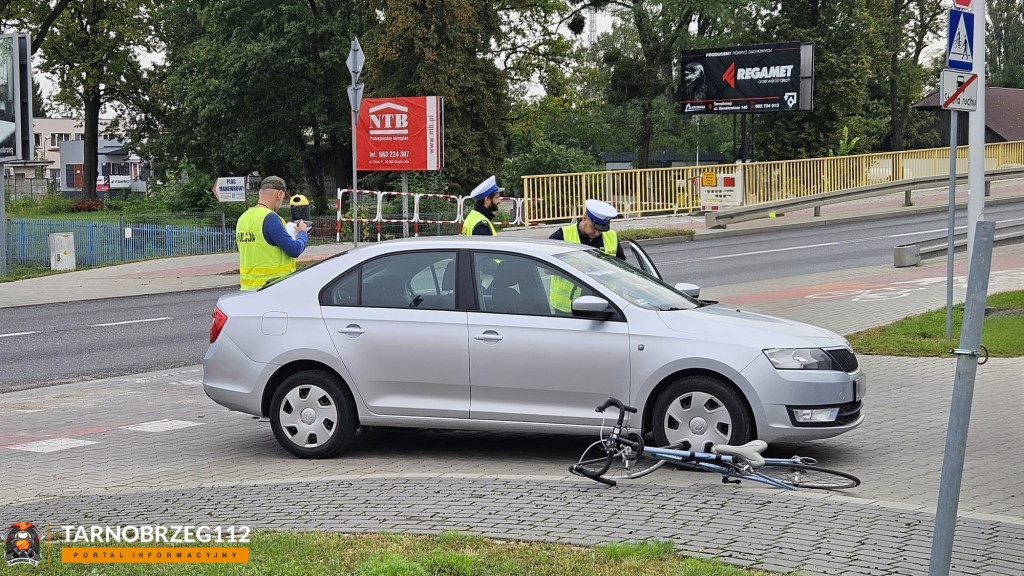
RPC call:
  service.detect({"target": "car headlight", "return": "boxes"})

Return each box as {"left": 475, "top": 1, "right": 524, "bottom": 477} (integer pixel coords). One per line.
{"left": 763, "top": 348, "right": 834, "bottom": 370}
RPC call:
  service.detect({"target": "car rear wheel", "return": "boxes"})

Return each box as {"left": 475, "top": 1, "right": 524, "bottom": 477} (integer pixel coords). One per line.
{"left": 270, "top": 370, "right": 357, "bottom": 459}
{"left": 652, "top": 375, "right": 753, "bottom": 452}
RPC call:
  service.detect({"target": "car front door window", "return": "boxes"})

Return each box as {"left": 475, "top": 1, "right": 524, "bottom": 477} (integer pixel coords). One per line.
{"left": 473, "top": 253, "right": 593, "bottom": 317}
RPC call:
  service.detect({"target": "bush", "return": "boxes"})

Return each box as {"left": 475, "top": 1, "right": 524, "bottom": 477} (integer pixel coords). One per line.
{"left": 39, "top": 193, "right": 73, "bottom": 214}
{"left": 104, "top": 192, "right": 168, "bottom": 214}
{"left": 153, "top": 159, "right": 218, "bottom": 213}
{"left": 501, "top": 139, "right": 600, "bottom": 197}
{"left": 71, "top": 199, "right": 105, "bottom": 212}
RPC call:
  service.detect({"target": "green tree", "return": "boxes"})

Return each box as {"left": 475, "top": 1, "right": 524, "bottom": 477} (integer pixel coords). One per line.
{"left": 31, "top": 79, "right": 47, "bottom": 117}
{"left": 0, "top": 0, "right": 72, "bottom": 53}
{"left": 501, "top": 139, "right": 600, "bottom": 196}
{"left": 562, "top": 1, "right": 748, "bottom": 167}
{"left": 989, "top": 0, "right": 1024, "bottom": 88}
{"left": 875, "top": 0, "right": 944, "bottom": 150}
{"left": 363, "top": 0, "right": 527, "bottom": 194}
{"left": 37, "top": 0, "right": 155, "bottom": 201}
{"left": 755, "top": 0, "right": 886, "bottom": 159}
{"left": 143, "top": 0, "right": 359, "bottom": 203}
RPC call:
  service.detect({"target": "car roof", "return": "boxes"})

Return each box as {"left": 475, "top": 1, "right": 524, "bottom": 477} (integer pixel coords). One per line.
{"left": 347, "top": 236, "right": 592, "bottom": 257}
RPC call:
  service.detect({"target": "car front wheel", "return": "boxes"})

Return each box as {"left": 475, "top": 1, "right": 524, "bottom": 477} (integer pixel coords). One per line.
{"left": 651, "top": 375, "right": 753, "bottom": 451}
{"left": 270, "top": 370, "right": 357, "bottom": 459}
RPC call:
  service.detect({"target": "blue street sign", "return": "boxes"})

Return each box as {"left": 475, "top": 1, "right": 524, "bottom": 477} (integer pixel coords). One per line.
{"left": 946, "top": 10, "right": 974, "bottom": 72}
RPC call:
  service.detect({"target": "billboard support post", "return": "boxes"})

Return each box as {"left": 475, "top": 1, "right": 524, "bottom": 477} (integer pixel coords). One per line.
{"left": 0, "top": 32, "right": 33, "bottom": 278}
{"left": 1, "top": 167, "right": 5, "bottom": 277}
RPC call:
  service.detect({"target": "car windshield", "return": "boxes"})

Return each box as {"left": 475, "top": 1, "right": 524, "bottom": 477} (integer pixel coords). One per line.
{"left": 555, "top": 249, "right": 699, "bottom": 311}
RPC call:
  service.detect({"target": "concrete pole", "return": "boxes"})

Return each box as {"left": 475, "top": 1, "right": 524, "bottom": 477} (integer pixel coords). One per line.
{"left": 402, "top": 171, "right": 409, "bottom": 238}
{"left": 966, "top": 0, "right": 986, "bottom": 271}
{"left": 928, "top": 220, "right": 995, "bottom": 576}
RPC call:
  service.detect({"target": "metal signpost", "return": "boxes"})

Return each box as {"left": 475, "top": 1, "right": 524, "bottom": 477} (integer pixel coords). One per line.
{"left": 939, "top": 1, "right": 980, "bottom": 340}
{"left": 929, "top": 1, "right": 990, "bottom": 570}
{"left": 928, "top": 221, "right": 995, "bottom": 576}
{"left": 966, "top": 0, "right": 986, "bottom": 272}
{"left": 939, "top": 69, "right": 978, "bottom": 339}
{"left": 346, "top": 38, "right": 365, "bottom": 247}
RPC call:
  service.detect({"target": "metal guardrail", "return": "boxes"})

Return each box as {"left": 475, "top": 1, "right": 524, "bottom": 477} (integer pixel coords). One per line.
{"left": 893, "top": 222, "right": 1024, "bottom": 267}
{"left": 706, "top": 166, "right": 1024, "bottom": 229}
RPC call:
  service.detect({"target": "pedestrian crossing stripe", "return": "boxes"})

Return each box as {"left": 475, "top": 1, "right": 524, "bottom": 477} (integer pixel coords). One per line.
{"left": 8, "top": 438, "right": 99, "bottom": 453}
{"left": 120, "top": 420, "right": 202, "bottom": 433}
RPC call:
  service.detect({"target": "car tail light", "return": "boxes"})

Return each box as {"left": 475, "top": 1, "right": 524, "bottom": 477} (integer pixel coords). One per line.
{"left": 210, "top": 307, "right": 228, "bottom": 343}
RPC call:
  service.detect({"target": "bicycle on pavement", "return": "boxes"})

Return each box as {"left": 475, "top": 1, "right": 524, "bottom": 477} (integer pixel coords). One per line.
{"left": 569, "top": 397, "right": 860, "bottom": 490}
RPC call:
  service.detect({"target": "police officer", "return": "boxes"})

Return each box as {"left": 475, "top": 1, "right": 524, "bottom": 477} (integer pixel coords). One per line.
{"left": 235, "top": 176, "right": 308, "bottom": 291}
{"left": 461, "top": 175, "right": 502, "bottom": 236}
{"left": 549, "top": 199, "right": 625, "bottom": 259}
{"left": 548, "top": 199, "right": 625, "bottom": 313}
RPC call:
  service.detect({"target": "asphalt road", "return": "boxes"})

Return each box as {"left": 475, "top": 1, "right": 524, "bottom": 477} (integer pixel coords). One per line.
{"left": 0, "top": 288, "right": 229, "bottom": 392}
{"left": 2, "top": 201, "right": 1021, "bottom": 390}
{"left": 650, "top": 201, "right": 1024, "bottom": 287}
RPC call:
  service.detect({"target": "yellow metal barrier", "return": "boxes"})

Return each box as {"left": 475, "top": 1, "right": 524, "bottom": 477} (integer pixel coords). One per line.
{"left": 521, "top": 140, "right": 1024, "bottom": 224}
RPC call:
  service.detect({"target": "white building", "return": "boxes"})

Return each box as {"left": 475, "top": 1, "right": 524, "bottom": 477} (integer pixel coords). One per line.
{"left": 58, "top": 139, "right": 147, "bottom": 195}
{"left": 5, "top": 117, "right": 118, "bottom": 183}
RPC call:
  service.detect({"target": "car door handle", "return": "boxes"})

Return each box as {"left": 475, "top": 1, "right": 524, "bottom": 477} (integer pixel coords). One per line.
{"left": 474, "top": 331, "right": 502, "bottom": 343}
{"left": 338, "top": 324, "right": 364, "bottom": 336}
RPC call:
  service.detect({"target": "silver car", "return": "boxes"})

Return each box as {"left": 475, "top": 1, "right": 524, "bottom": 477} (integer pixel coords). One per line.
{"left": 204, "top": 237, "right": 866, "bottom": 459}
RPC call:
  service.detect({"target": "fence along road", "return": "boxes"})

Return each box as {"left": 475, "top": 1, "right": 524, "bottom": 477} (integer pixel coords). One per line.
{"left": 6, "top": 212, "right": 232, "bottom": 268}
{"left": 522, "top": 140, "right": 1024, "bottom": 224}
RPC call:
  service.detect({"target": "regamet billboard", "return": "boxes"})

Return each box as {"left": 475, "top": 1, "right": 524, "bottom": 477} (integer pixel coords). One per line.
{"left": 677, "top": 42, "right": 814, "bottom": 114}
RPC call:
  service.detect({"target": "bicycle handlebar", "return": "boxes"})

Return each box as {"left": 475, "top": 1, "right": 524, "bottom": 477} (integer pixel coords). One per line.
{"left": 596, "top": 397, "right": 637, "bottom": 414}
{"left": 568, "top": 461, "right": 616, "bottom": 487}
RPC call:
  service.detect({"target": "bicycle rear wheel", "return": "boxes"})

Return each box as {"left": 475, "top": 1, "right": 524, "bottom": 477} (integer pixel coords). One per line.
{"left": 574, "top": 433, "right": 666, "bottom": 480}
{"left": 755, "top": 463, "right": 860, "bottom": 490}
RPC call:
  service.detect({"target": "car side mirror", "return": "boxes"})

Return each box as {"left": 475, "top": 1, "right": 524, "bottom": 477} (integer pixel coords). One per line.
{"left": 674, "top": 282, "right": 701, "bottom": 298}
{"left": 571, "top": 296, "right": 614, "bottom": 319}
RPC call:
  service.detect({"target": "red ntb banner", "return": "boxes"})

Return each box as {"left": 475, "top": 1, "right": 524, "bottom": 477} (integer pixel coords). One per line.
{"left": 356, "top": 96, "right": 444, "bottom": 171}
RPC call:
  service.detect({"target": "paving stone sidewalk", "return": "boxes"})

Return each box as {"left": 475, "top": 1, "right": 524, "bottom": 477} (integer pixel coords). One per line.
{"left": 2, "top": 478, "right": 1022, "bottom": 575}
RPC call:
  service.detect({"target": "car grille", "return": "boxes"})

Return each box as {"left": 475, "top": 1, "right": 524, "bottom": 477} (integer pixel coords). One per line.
{"left": 825, "top": 348, "right": 859, "bottom": 373}
{"left": 835, "top": 400, "right": 862, "bottom": 426}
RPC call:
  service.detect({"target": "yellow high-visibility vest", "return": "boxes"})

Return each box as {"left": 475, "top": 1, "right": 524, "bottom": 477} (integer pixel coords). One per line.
{"left": 236, "top": 206, "right": 296, "bottom": 291}
{"left": 461, "top": 209, "right": 496, "bottom": 236}
{"left": 561, "top": 224, "right": 618, "bottom": 255}
{"left": 550, "top": 225, "right": 618, "bottom": 312}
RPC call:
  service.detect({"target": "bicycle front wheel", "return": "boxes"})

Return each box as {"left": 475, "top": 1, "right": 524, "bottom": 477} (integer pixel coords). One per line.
{"left": 755, "top": 463, "right": 860, "bottom": 490}
{"left": 575, "top": 434, "right": 666, "bottom": 480}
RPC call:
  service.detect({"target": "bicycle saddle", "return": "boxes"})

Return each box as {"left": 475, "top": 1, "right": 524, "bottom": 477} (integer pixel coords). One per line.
{"left": 713, "top": 440, "right": 768, "bottom": 468}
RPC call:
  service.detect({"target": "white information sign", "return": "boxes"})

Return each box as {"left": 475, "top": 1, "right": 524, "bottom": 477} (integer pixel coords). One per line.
{"left": 215, "top": 177, "right": 247, "bottom": 202}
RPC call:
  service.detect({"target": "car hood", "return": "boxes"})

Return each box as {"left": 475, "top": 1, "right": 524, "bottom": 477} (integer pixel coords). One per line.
{"left": 657, "top": 304, "right": 847, "bottom": 348}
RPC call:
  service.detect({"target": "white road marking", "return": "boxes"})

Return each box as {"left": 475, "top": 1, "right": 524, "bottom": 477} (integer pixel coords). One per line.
{"left": 91, "top": 317, "right": 172, "bottom": 327}
{"left": 0, "top": 331, "right": 39, "bottom": 338}
{"left": 8, "top": 438, "right": 99, "bottom": 453}
{"left": 120, "top": 419, "right": 201, "bottom": 433}
{"left": 658, "top": 217, "right": 1024, "bottom": 266}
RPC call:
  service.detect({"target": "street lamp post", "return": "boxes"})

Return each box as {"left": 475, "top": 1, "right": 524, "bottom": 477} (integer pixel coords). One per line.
{"left": 346, "top": 38, "right": 365, "bottom": 247}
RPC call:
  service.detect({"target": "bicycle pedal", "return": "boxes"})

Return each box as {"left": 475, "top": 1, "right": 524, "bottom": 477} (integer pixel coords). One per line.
{"left": 722, "top": 477, "right": 741, "bottom": 485}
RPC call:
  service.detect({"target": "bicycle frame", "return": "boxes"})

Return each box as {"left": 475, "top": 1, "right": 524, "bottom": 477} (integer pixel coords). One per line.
{"left": 641, "top": 446, "right": 797, "bottom": 490}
